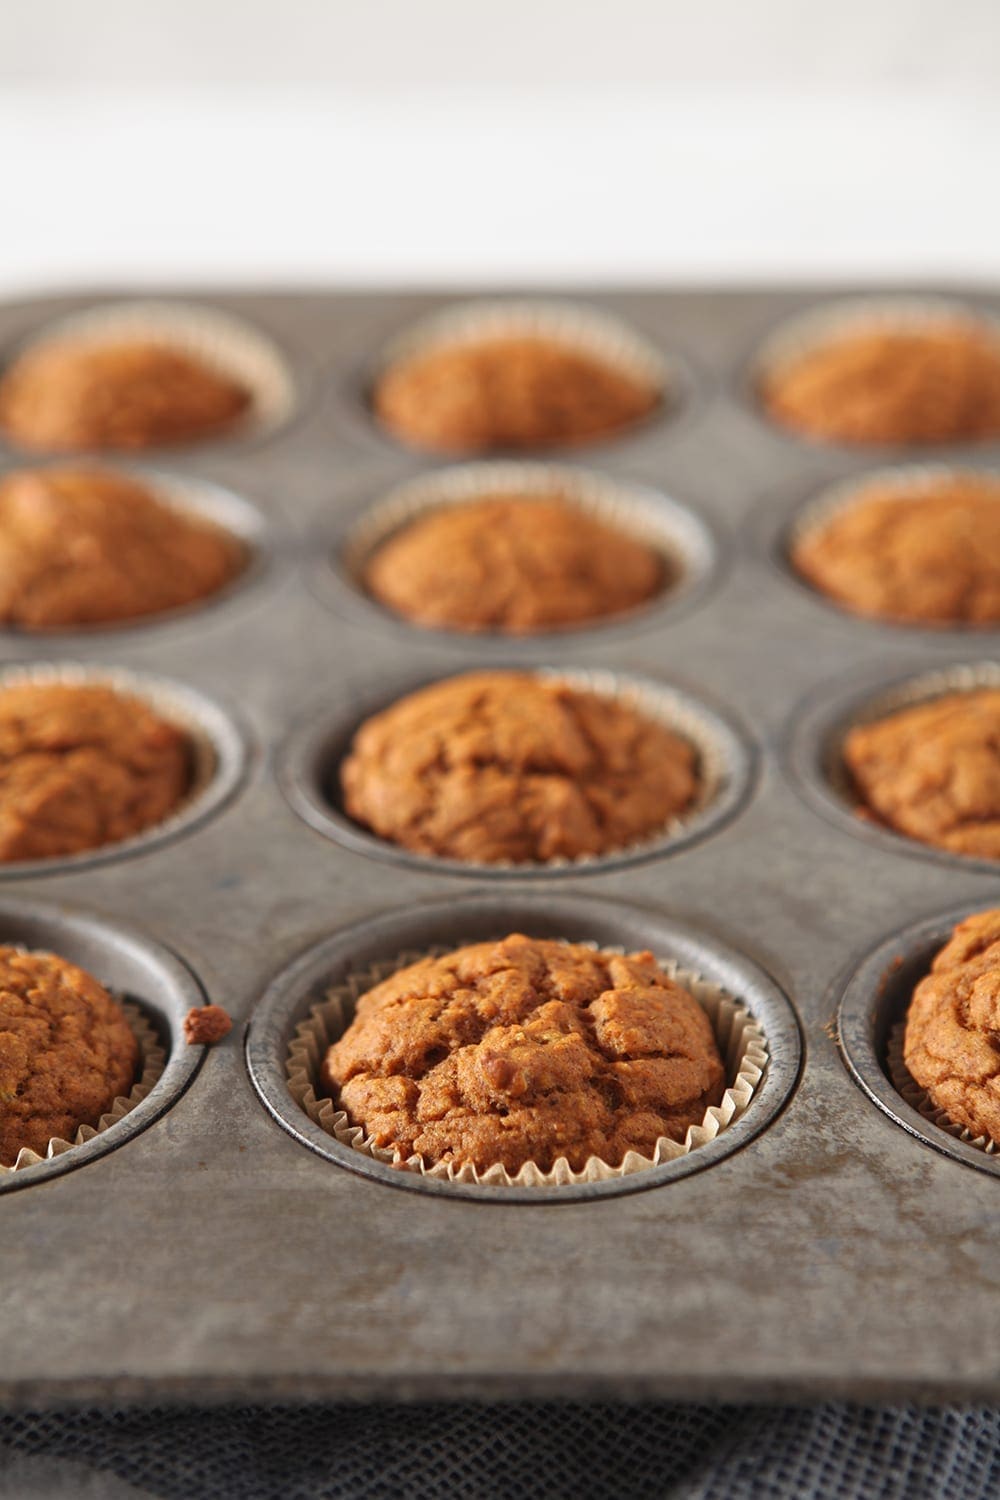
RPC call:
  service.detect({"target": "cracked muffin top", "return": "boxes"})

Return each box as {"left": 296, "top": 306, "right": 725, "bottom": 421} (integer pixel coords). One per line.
{"left": 843, "top": 688, "right": 1000, "bottom": 859}
{"left": 0, "top": 946, "right": 138, "bottom": 1166}
{"left": 792, "top": 474, "right": 1000, "bottom": 625}
{"left": 0, "top": 680, "right": 193, "bottom": 863}
{"left": 0, "top": 338, "right": 252, "bottom": 452}
{"left": 340, "top": 671, "right": 699, "bottom": 865}
{"left": 363, "top": 493, "right": 666, "bottom": 635}
{"left": 323, "top": 934, "right": 726, "bottom": 1174}
{"left": 904, "top": 909, "right": 1000, "bottom": 1146}
{"left": 0, "top": 467, "right": 247, "bottom": 629}
{"left": 760, "top": 322, "right": 1000, "bottom": 446}
{"left": 372, "top": 334, "right": 659, "bottom": 454}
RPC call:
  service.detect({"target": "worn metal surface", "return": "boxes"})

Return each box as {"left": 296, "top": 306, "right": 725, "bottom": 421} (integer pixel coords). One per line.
{"left": 0, "top": 286, "right": 998, "bottom": 1407}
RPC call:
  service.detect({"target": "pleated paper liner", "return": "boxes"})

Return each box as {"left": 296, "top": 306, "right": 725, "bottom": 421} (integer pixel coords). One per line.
{"left": 755, "top": 295, "right": 1000, "bottom": 393}
{"left": 343, "top": 461, "right": 713, "bottom": 622}
{"left": 286, "top": 944, "right": 769, "bottom": 1188}
{"left": 887, "top": 1022, "right": 997, "bottom": 1158}
{"left": 2, "top": 999, "right": 165, "bottom": 1174}
{"left": 370, "top": 298, "right": 673, "bottom": 416}
{"left": 4, "top": 300, "right": 296, "bottom": 441}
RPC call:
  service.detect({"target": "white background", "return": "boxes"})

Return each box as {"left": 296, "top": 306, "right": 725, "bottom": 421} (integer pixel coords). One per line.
{"left": 2, "top": 0, "right": 999, "bottom": 292}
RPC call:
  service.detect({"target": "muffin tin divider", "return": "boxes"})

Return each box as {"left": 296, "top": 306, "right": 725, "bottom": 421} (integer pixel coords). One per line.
{"left": 0, "top": 287, "right": 999, "bottom": 1408}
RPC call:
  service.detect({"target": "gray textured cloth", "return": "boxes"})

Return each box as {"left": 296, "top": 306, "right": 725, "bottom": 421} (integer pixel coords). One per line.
{"left": 1, "top": 1404, "right": 999, "bottom": 1499}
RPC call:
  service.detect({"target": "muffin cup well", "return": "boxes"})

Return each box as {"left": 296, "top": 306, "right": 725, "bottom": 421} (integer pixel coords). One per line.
{"left": 329, "top": 461, "right": 718, "bottom": 643}
{"left": 783, "top": 465, "right": 1000, "bottom": 631}
{"left": 0, "top": 895, "right": 207, "bottom": 1194}
{"left": 2, "top": 999, "right": 165, "bottom": 1174}
{"left": 751, "top": 295, "right": 1000, "bottom": 448}
{"left": 286, "top": 945, "right": 768, "bottom": 1188}
{"left": 0, "top": 300, "right": 297, "bottom": 450}
{"left": 837, "top": 904, "right": 1000, "bottom": 1179}
{"left": 0, "top": 661, "right": 247, "bottom": 877}
{"left": 367, "top": 298, "right": 676, "bottom": 449}
{"left": 0, "top": 463, "right": 273, "bottom": 638}
{"left": 788, "top": 658, "right": 1000, "bottom": 872}
{"left": 277, "top": 666, "right": 755, "bottom": 879}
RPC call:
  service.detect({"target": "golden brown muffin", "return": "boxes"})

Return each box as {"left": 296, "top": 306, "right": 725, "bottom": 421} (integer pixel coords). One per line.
{"left": 340, "top": 671, "right": 699, "bottom": 865}
{"left": 0, "top": 681, "right": 192, "bottom": 862}
{"left": 904, "top": 909, "right": 1000, "bottom": 1145}
{"left": 0, "top": 946, "right": 138, "bottom": 1165}
{"left": 843, "top": 688, "right": 1000, "bottom": 858}
{"left": 0, "top": 338, "right": 252, "bottom": 452}
{"left": 323, "top": 934, "right": 725, "bottom": 1174}
{"left": 372, "top": 335, "right": 659, "bottom": 453}
{"left": 792, "top": 475, "right": 1000, "bottom": 625}
{"left": 760, "top": 323, "right": 1000, "bottom": 446}
{"left": 0, "top": 467, "right": 247, "bottom": 629}
{"left": 364, "top": 494, "right": 665, "bottom": 634}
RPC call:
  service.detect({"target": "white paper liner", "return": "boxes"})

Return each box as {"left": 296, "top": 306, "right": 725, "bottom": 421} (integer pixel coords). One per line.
{"left": 2, "top": 996, "right": 165, "bottom": 1173}
{"left": 756, "top": 296, "right": 1000, "bottom": 389}
{"left": 829, "top": 661, "right": 1000, "bottom": 808}
{"left": 372, "top": 299, "right": 671, "bottom": 402}
{"left": 887, "top": 1021, "right": 997, "bottom": 1156}
{"left": 286, "top": 942, "right": 769, "bottom": 1187}
{"left": 5, "top": 300, "right": 296, "bottom": 439}
{"left": 0, "top": 661, "right": 224, "bottom": 860}
{"left": 343, "top": 461, "right": 713, "bottom": 612}
{"left": 789, "top": 465, "right": 1000, "bottom": 557}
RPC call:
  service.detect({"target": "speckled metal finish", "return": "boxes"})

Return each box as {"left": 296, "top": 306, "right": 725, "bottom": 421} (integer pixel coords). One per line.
{"left": 0, "top": 287, "right": 998, "bottom": 1409}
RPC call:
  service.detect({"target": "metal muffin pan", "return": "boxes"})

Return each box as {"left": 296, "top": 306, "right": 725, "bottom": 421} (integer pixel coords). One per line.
{"left": 247, "top": 892, "right": 800, "bottom": 1202}
{"left": 0, "top": 895, "right": 205, "bottom": 1195}
{"left": 2, "top": 288, "right": 1000, "bottom": 1409}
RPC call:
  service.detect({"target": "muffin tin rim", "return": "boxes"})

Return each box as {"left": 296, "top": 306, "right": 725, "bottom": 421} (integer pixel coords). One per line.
{"left": 275, "top": 663, "right": 760, "bottom": 880}
{"left": 0, "top": 893, "right": 207, "bottom": 1194}
{"left": 784, "top": 654, "right": 1000, "bottom": 874}
{"left": 311, "top": 460, "right": 728, "bottom": 652}
{"left": 836, "top": 900, "right": 1000, "bottom": 1180}
{"left": 0, "top": 661, "right": 252, "bottom": 880}
{"left": 244, "top": 890, "right": 804, "bottom": 1204}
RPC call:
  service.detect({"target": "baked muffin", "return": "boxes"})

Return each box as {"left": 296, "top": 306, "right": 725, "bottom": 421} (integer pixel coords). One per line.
{"left": 843, "top": 688, "right": 1000, "bottom": 857}
{"left": 0, "top": 467, "right": 247, "bottom": 629}
{"left": 760, "top": 321, "right": 1000, "bottom": 445}
{"left": 0, "top": 680, "right": 192, "bottom": 862}
{"left": 323, "top": 934, "right": 726, "bottom": 1174}
{"left": 363, "top": 493, "right": 665, "bottom": 634}
{"left": 0, "top": 947, "right": 138, "bottom": 1165}
{"left": 372, "top": 332, "right": 659, "bottom": 453}
{"left": 792, "top": 474, "right": 1000, "bottom": 625}
{"left": 904, "top": 909, "right": 1000, "bottom": 1146}
{"left": 0, "top": 338, "right": 251, "bottom": 452}
{"left": 340, "top": 671, "right": 699, "bottom": 864}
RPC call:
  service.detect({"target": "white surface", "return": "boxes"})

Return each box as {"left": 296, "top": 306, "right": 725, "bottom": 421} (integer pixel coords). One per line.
{"left": 2, "top": 0, "right": 999, "bottom": 292}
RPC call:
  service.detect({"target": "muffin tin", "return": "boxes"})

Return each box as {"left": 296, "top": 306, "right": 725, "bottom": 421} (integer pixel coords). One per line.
{"left": 0, "top": 288, "right": 999, "bottom": 1409}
